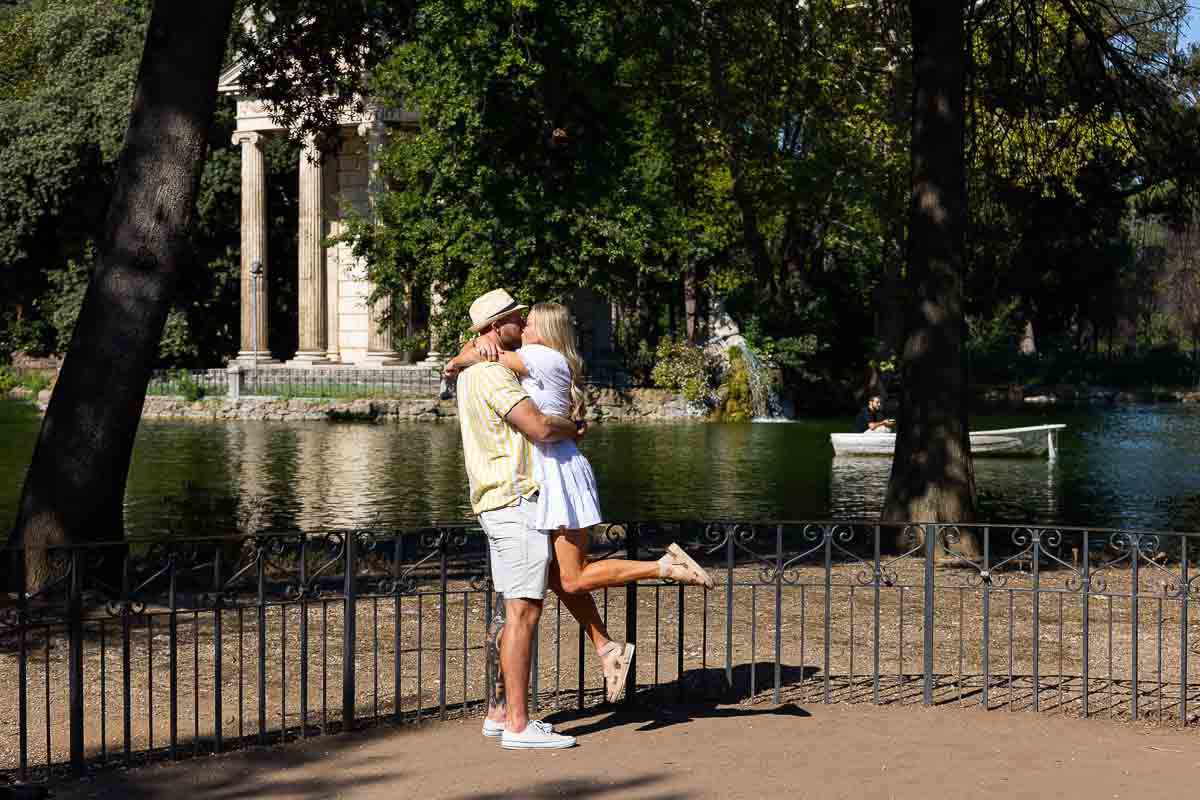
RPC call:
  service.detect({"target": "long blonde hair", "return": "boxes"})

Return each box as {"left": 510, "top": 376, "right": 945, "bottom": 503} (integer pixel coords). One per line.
{"left": 530, "top": 302, "right": 586, "bottom": 418}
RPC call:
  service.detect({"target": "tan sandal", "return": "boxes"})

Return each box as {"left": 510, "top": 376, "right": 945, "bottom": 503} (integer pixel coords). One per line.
{"left": 659, "top": 543, "right": 716, "bottom": 589}
{"left": 600, "top": 641, "right": 635, "bottom": 703}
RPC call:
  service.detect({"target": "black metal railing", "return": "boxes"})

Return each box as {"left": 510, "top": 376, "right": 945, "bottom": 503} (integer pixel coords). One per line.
{"left": 242, "top": 367, "right": 443, "bottom": 399}
{"left": 146, "top": 370, "right": 231, "bottom": 398}
{"left": 2, "top": 521, "right": 1197, "bottom": 786}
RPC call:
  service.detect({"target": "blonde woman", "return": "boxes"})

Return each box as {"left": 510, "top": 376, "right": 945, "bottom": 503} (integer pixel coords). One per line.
{"left": 445, "top": 301, "right": 713, "bottom": 702}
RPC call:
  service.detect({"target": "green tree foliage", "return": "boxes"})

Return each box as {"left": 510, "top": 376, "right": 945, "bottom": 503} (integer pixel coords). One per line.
{"left": 0, "top": 0, "right": 302, "bottom": 366}
{"left": 0, "top": 0, "right": 146, "bottom": 351}
{"left": 347, "top": 0, "right": 912, "bottom": 382}
{"left": 3, "top": 0, "right": 1200, "bottom": 393}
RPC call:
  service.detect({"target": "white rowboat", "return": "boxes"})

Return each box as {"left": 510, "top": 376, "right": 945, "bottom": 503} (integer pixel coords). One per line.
{"left": 830, "top": 424, "right": 1065, "bottom": 458}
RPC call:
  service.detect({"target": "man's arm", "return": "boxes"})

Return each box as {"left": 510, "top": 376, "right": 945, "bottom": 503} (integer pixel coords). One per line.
{"left": 442, "top": 339, "right": 478, "bottom": 378}
{"left": 505, "top": 398, "right": 579, "bottom": 443}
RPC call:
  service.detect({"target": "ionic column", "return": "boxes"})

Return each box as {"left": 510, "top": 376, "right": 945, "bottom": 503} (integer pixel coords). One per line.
{"left": 358, "top": 114, "right": 405, "bottom": 366}
{"left": 233, "top": 131, "right": 277, "bottom": 364}
{"left": 418, "top": 283, "right": 446, "bottom": 366}
{"left": 287, "top": 139, "right": 329, "bottom": 365}
{"left": 363, "top": 293, "right": 405, "bottom": 365}
{"left": 325, "top": 202, "right": 341, "bottom": 363}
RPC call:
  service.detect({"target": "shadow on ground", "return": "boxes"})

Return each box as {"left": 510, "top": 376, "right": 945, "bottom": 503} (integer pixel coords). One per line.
{"left": 544, "top": 661, "right": 813, "bottom": 737}
{"left": 451, "top": 775, "right": 687, "bottom": 800}
{"left": 640, "top": 660, "right": 818, "bottom": 704}
{"left": 47, "top": 722, "right": 436, "bottom": 800}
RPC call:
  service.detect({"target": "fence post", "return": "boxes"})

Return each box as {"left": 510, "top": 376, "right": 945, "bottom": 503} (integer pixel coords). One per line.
{"left": 1179, "top": 538, "right": 1188, "bottom": 726}
{"left": 923, "top": 524, "right": 936, "bottom": 706}
{"left": 439, "top": 532, "right": 449, "bottom": 720}
{"left": 773, "top": 524, "right": 783, "bottom": 705}
{"left": 168, "top": 551, "right": 179, "bottom": 759}
{"left": 68, "top": 549, "right": 85, "bottom": 777}
{"left": 725, "top": 528, "right": 735, "bottom": 692}
{"left": 16, "top": 548, "right": 28, "bottom": 782}
{"left": 257, "top": 544, "right": 267, "bottom": 744}
{"left": 1130, "top": 533, "right": 1140, "bottom": 721}
{"left": 212, "top": 547, "right": 224, "bottom": 753}
{"left": 623, "top": 526, "right": 639, "bottom": 707}
{"left": 227, "top": 363, "right": 242, "bottom": 401}
{"left": 343, "top": 532, "right": 358, "bottom": 731}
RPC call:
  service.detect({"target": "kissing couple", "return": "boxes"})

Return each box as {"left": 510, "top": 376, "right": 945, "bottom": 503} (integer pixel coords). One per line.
{"left": 445, "top": 288, "right": 714, "bottom": 750}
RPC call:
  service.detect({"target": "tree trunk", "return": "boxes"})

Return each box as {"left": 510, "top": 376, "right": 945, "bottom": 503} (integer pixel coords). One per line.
{"left": 6, "top": 1, "right": 236, "bottom": 590}
{"left": 882, "top": 0, "right": 979, "bottom": 558}
{"left": 684, "top": 264, "right": 700, "bottom": 344}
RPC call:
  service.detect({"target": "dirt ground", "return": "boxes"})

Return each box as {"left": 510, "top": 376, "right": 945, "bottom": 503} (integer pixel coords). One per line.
{"left": 49, "top": 700, "right": 1200, "bottom": 800}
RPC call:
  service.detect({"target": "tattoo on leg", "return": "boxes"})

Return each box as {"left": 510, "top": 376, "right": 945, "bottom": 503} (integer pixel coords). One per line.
{"left": 487, "top": 593, "right": 506, "bottom": 714}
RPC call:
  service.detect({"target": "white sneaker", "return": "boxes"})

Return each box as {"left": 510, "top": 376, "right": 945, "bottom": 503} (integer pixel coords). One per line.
{"left": 501, "top": 720, "right": 577, "bottom": 750}
{"left": 483, "top": 717, "right": 554, "bottom": 738}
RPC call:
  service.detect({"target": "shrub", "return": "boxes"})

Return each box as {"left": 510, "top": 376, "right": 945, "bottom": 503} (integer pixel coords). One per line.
{"left": 172, "top": 369, "right": 205, "bottom": 402}
{"left": 650, "top": 338, "right": 718, "bottom": 404}
{"left": 20, "top": 372, "right": 49, "bottom": 394}
{"left": 0, "top": 367, "right": 51, "bottom": 395}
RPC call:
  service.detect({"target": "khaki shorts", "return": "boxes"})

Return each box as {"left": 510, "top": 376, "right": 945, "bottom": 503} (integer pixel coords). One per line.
{"left": 478, "top": 497, "right": 550, "bottom": 600}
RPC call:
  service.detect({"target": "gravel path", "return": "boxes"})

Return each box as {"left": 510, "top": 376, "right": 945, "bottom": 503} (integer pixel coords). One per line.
{"left": 53, "top": 700, "right": 1199, "bottom": 799}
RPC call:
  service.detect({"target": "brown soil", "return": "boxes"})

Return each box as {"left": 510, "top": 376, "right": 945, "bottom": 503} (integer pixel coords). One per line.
{"left": 51, "top": 700, "right": 1200, "bottom": 800}
{"left": 3, "top": 559, "right": 1199, "bottom": 778}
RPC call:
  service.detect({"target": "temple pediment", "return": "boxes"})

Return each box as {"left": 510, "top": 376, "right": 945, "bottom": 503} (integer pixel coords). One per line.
{"left": 221, "top": 60, "right": 417, "bottom": 132}
{"left": 217, "top": 60, "right": 246, "bottom": 94}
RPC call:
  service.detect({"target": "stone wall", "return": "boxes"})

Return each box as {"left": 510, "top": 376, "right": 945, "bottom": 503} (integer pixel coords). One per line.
{"left": 975, "top": 384, "right": 1200, "bottom": 406}
{"left": 121, "top": 386, "right": 703, "bottom": 423}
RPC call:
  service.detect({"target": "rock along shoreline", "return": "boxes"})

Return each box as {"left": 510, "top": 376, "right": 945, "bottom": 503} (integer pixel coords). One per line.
{"left": 7, "top": 382, "right": 1200, "bottom": 423}
{"left": 7, "top": 386, "right": 704, "bottom": 423}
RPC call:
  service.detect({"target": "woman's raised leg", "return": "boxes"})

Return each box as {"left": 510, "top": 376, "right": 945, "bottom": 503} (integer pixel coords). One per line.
{"left": 553, "top": 528, "right": 660, "bottom": 595}
{"left": 554, "top": 529, "right": 715, "bottom": 593}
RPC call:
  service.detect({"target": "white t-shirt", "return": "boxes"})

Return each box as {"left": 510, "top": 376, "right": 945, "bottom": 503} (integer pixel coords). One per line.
{"left": 516, "top": 344, "right": 572, "bottom": 417}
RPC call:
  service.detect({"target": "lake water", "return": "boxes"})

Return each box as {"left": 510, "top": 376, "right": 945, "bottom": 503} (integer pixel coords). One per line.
{"left": 2, "top": 400, "right": 1200, "bottom": 535}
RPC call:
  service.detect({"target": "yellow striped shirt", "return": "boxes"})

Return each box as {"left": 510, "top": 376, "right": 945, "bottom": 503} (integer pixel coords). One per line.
{"left": 455, "top": 362, "right": 538, "bottom": 514}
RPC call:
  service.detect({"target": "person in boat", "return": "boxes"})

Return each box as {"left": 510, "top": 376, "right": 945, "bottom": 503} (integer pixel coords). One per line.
{"left": 854, "top": 394, "right": 895, "bottom": 433}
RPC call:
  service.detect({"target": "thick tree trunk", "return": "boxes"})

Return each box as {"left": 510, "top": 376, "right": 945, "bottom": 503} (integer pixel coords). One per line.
{"left": 882, "top": 0, "right": 979, "bottom": 557}
{"left": 6, "top": 1, "right": 236, "bottom": 590}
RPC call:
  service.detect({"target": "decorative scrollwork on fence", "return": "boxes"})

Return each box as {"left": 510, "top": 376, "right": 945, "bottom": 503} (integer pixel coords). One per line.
{"left": 853, "top": 527, "right": 924, "bottom": 588}
{"left": 801, "top": 523, "right": 826, "bottom": 545}
{"left": 1083, "top": 532, "right": 1138, "bottom": 596}
{"left": 368, "top": 529, "right": 449, "bottom": 596}
{"left": 374, "top": 573, "right": 420, "bottom": 596}
{"left": 703, "top": 522, "right": 731, "bottom": 552}
{"left": 0, "top": 604, "right": 25, "bottom": 633}
{"left": 281, "top": 532, "right": 346, "bottom": 601}
{"left": 769, "top": 524, "right": 833, "bottom": 585}
{"left": 589, "top": 523, "right": 629, "bottom": 561}
{"left": 854, "top": 564, "right": 899, "bottom": 588}
{"left": 934, "top": 526, "right": 988, "bottom": 587}
{"left": 1162, "top": 573, "right": 1200, "bottom": 600}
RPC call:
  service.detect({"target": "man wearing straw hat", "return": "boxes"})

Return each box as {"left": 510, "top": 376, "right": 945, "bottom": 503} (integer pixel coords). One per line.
{"left": 454, "top": 288, "right": 580, "bottom": 750}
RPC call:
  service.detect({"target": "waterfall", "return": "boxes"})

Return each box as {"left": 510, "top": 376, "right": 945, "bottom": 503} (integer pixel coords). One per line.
{"left": 741, "top": 344, "right": 785, "bottom": 420}
{"left": 704, "top": 298, "right": 789, "bottom": 420}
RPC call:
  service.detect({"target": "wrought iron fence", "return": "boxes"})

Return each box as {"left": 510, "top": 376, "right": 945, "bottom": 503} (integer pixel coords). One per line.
{"left": 239, "top": 367, "right": 443, "bottom": 399}
{"left": 146, "top": 370, "right": 230, "bottom": 398}
{"left": 2, "top": 521, "right": 1198, "bottom": 787}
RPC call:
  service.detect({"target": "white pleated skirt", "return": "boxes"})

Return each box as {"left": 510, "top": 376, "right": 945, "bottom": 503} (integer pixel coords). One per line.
{"left": 533, "top": 439, "right": 603, "bottom": 531}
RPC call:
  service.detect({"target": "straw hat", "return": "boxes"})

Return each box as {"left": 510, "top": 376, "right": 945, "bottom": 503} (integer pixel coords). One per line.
{"left": 468, "top": 289, "right": 529, "bottom": 333}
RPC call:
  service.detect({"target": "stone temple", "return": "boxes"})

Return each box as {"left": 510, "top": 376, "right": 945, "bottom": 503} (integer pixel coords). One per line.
{"left": 217, "top": 61, "right": 618, "bottom": 373}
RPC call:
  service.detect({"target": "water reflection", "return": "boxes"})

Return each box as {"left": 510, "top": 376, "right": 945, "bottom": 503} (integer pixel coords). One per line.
{"left": 829, "top": 456, "right": 1060, "bottom": 524}
{"left": 4, "top": 401, "right": 1200, "bottom": 535}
